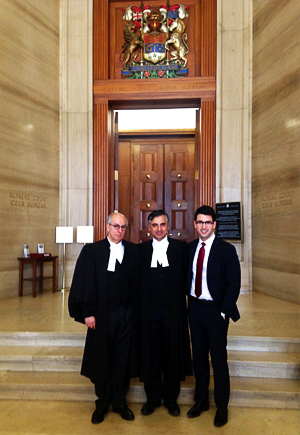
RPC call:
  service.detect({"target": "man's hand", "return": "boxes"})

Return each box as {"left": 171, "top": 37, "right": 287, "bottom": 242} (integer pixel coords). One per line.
{"left": 85, "top": 316, "right": 96, "bottom": 329}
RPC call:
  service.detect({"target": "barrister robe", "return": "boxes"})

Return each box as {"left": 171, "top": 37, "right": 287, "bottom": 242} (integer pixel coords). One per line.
{"left": 68, "top": 238, "right": 139, "bottom": 384}
{"left": 139, "top": 237, "right": 193, "bottom": 383}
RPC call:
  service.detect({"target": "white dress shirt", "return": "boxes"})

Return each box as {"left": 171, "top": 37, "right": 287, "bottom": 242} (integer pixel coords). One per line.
{"left": 107, "top": 237, "right": 124, "bottom": 271}
{"left": 190, "top": 234, "right": 215, "bottom": 300}
{"left": 151, "top": 236, "right": 169, "bottom": 268}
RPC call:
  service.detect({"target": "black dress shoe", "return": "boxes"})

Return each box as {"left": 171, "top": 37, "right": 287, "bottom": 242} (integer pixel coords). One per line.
{"left": 113, "top": 403, "right": 135, "bottom": 421}
{"left": 164, "top": 402, "right": 180, "bottom": 416}
{"left": 91, "top": 406, "right": 108, "bottom": 424}
{"left": 187, "top": 399, "right": 210, "bottom": 418}
{"left": 214, "top": 409, "right": 228, "bottom": 427}
{"left": 141, "top": 400, "right": 161, "bottom": 416}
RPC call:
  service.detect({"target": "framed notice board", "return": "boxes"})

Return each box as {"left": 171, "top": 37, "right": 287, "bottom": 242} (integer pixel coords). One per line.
{"left": 215, "top": 202, "right": 243, "bottom": 242}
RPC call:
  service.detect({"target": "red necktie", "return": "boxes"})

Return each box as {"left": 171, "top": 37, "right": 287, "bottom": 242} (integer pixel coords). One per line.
{"left": 195, "top": 242, "right": 206, "bottom": 298}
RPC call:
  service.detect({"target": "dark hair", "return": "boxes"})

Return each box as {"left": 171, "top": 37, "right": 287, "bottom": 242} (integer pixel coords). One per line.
{"left": 147, "top": 210, "right": 169, "bottom": 224}
{"left": 194, "top": 205, "right": 216, "bottom": 222}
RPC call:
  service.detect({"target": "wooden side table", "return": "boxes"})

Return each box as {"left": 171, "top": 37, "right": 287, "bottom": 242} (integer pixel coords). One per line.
{"left": 18, "top": 256, "right": 58, "bottom": 298}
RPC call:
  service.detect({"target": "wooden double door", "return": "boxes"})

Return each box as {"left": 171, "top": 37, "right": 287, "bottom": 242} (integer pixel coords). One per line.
{"left": 118, "top": 136, "right": 195, "bottom": 243}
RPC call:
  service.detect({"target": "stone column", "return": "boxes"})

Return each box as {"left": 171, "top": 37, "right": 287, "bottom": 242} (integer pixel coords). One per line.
{"left": 60, "top": 0, "right": 93, "bottom": 286}
{"left": 216, "top": 0, "right": 253, "bottom": 292}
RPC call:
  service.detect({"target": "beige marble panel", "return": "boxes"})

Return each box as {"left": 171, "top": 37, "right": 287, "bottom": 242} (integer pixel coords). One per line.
{"left": 218, "top": 35, "right": 247, "bottom": 111}
{"left": 253, "top": 268, "right": 300, "bottom": 305}
{"left": 216, "top": 0, "right": 252, "bottom": 291}
{"left": 252, "top": 0, "right": 300, "bottom": 304}
{"left": 253, "top": 1, "right": 299, "bottom": 92}
{"left": 218, "top": 109, "right": 243, "bottom": 188}
{"left": 68, "top": 33, "right": 92, "bottom": 113}
{"left": 59, "top": 0, "right": 93, "bottom": 288}
{"left": 68, "top": 113, "right": 92, "bottom": 190}
{"left": 0, "top": 0, "right": 59, "bottom": 110}
{"left": 0, "top": 0, "right": 60, "bottom": 299}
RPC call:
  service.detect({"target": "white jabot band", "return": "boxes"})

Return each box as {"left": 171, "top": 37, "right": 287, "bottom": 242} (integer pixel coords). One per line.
{"left": 107, "top": 237, "right": 124, "bottom": 272}
{"left": 151, "top": 236, "right": 169, "bottom": 268}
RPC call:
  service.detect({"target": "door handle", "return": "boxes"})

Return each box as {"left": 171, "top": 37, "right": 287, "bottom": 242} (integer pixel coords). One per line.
{"left": 146, "top": 174, "right": 151, "bottom": 179}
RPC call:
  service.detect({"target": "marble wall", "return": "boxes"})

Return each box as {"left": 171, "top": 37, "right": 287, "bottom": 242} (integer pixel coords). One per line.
{"left": 216, "top": 0, "right": 252, "bottom": 292}
{"left": 0, "top": 0, "right": 60, "bottom": 299}
{"left": 59, "top": 0, "right": 93, "bottom": 287}
{"left": 252, "top": 0, "right": 300, "bottom": 303}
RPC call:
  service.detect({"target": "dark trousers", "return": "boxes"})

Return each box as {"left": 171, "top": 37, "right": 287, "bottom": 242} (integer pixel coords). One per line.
{"left": 188, "top": 297, "right": 230, "bottom": 411}
{"left": 144, "top": 305, "right": 180, "bottom": 405}
{"left": 95, "top": 305, "right": 131, "bottom": 408}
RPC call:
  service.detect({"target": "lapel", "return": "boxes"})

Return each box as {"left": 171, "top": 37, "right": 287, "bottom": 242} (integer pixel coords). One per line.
{"left": 190, "top": 239, "right": 198, "bottom": 256}
{"left": 207, "top": 237, "right": 220, "bottom": 280}
{"left": 188, "top": 239, "right": 199, "bottom": 285}
{"left": 166, "top": 236, "right": 175, "bottom": 265}
{"left": 102, "top": 237, "right": 110, "bottom": 261}
{"left": 95, "top": 238, "right": 110, "bottom": 289}
{"left": 144, "top": 239, "right": 153, "bottom": 267}
{"left": 123, "top": 240, "right": 134, "bottom": 271}
{"left": 189, "top": 239, "right": 199, "bottom": 267}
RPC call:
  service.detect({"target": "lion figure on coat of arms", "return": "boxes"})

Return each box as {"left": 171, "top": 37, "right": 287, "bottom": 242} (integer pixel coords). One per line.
{"left": 120, "top": 22, "right": 144, "bottom": 69}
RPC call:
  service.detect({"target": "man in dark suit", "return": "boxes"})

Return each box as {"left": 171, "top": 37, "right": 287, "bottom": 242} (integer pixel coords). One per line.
{"left": 187, "top": 205, "right": 241, "bottom": 428}
{"left": 139, "top": 210, "right": 192, "bottom": 417}
{"left": 68, "top": 212, "right": 139, "bottom": 424}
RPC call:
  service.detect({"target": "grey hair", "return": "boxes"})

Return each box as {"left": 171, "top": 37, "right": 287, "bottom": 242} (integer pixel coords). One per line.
{"left": 107, "top": 212, "right": 128, "bottom": 226}
{"left": 147, "top": 210, "right": 169, "bottom": 224}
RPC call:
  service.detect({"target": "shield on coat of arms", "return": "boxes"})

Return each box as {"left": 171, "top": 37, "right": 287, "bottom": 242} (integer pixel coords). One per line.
{"left": 167, "top": 10, "right": 178, "bottom": 20}
{"left": 143, "top": 33, "right": 166, "bottom": 64}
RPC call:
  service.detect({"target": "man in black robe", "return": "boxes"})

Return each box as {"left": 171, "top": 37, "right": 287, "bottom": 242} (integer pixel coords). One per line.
{"left": 139, "top": 210, "right": 192, "bottom": 417}
{"left": 68, "top": 212, "right": 139, "bottom": 424}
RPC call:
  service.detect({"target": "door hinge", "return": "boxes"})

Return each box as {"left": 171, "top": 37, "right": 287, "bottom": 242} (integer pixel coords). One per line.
{"left": 114, "top": 170, "right": 118, "bottom": 181}
{"left": 195, "top": 170, "right": 199, "bottom": 180}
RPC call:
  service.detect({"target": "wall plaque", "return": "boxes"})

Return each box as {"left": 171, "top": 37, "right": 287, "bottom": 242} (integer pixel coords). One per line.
{"left": 215, "top": 202, "right": 242, "bottom": 241}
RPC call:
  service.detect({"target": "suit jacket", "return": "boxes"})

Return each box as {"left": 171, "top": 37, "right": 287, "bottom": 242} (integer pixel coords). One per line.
{"left": 68, "top": 238, "right": 139, "bottom": 383}
{"left": 139, "top": 237, "right": 193, "bottom": 382}
{"left": 188, "top": 237, "right": 241, "bottom": 322}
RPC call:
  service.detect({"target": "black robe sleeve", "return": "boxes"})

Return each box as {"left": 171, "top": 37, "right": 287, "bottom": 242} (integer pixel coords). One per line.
{"left": 68, "top": 244, "right": 98, "bottom": 324}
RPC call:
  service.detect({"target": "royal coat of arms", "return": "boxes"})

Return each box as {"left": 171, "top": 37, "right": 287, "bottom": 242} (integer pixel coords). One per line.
{"left": 120, "top": 3, "right": 190, "bottom": 79}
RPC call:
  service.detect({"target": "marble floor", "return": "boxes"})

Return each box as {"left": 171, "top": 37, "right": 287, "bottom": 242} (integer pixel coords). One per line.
{"left": 0, "top": 400, "right": 299, "bottom": 435}
{"left": 0, "top": 291, "right": 299, "bottom": 435}
{"left": 0, "top": 290, "right": 299, "bottom": 337}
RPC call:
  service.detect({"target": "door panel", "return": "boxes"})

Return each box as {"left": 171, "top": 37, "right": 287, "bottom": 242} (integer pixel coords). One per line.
{"left": 118, "top": 141, "right": 132, "bottom": 241}
{"left": 164, "top": 143, "right": 195, "bottom": 242}
{"left": 132, "top": 144, "right": 164, "bottom": 242}
{"left": 119, "top": 136, "right": 195, "bottom": 243}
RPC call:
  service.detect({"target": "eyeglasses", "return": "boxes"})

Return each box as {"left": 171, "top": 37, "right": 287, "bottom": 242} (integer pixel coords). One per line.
{"left": 195, "top": 221, "right": 214, "bottom": 226}
{"left": 109, "top": 224, "right": 127, "bottom": 231}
